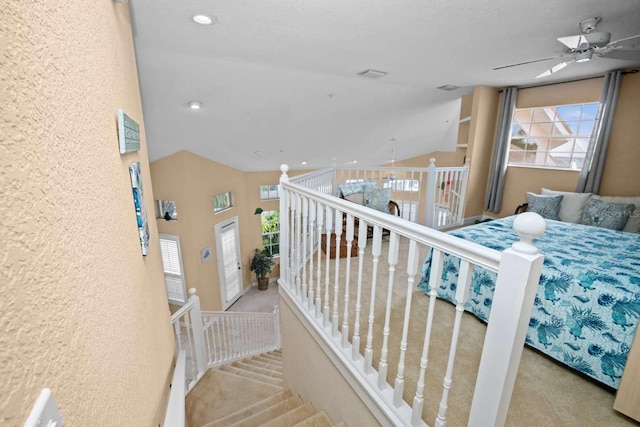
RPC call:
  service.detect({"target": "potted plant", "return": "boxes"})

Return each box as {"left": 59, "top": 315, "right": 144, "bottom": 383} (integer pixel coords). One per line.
{"left": 250, "top": 248, "right": 275, "bottom": 290}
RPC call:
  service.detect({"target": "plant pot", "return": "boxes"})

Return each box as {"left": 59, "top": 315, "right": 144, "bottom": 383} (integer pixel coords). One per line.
{"left": 257, "top": 277, "right": 269, "bottom": 291}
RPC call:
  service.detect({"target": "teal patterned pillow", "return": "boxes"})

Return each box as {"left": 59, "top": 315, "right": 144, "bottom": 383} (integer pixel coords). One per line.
{"left": 526, "top": 193, "right": 563, "bottom": 220}
{"left": 338, "top": 180, "right": 376, "bottom": 196}
{"left": 581, "top": 198, "right": 635, "bottom": 230}
{"left": 364, "top": 186, "right": 391, "bottom": 213}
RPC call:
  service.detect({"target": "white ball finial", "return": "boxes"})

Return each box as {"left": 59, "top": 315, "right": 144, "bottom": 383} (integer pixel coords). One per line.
{"left": 512, "top": 212, "right": 546, "bottom": 254}
{"left": 189, "top": 288, "right": 197, "bottom": 296}
{"left": 280, "top": 164, "right": 289, "bottom": 174}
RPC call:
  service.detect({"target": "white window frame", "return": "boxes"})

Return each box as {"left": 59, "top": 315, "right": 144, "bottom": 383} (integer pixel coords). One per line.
{"left": 213, "top": 191, "right": 233, "bottom": 213}
{"left": 261, "top": 210, "right": 280, "bottom": 258}
{"left": 508, "top": 102, "right": 599, "bottom": 170}
{"left": 159, "top": 234, "right": 187, "bottom": 305}
{"left": 259, "top": 184, "right": 279, "bottom": 200}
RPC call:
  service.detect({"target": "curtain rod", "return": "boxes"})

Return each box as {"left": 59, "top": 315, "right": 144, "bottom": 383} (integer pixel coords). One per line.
{"left": 498, "top": 69, "right": 638, "bottom": 92}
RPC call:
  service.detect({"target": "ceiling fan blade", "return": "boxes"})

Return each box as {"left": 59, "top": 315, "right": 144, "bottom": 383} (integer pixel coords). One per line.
{"left": 535, "top": 60, "right": 575, "bottom": 79}
{"left": 493, "top": 56, "right": 560, "bottom": 70}
{"left": 608, "top": 34, "right": 640, "bottom": 49}
{"left": 558, "top": 35, "right": 589, "bottom": 50}
{"left": 598, "top": 49, "right": 640, "bottom": 61}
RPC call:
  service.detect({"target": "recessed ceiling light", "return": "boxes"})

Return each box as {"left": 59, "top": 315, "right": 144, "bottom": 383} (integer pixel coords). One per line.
{"left": 193, "top": 14, "right": 215, "bottom": 25}
{"left": 301, "top": 161, "right": 308, "bottom": 165}
{"left": 352, "top": 160, "right": 358, "bottom": 164}
{"left": 189, "top": 101, "right": 201, "bottom": 110}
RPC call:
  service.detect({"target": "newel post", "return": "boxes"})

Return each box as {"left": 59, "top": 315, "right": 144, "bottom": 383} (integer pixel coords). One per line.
{"left": 188, "top": 288, "right": 207, "bottom": 380}
{"left": 279, "top": 164, "right": 290, "bottom": 289}
{"left": 468, "top": 213, "right": 546, "bottom": 426}
{"left": 424, "top": 158, "right": 437, "bottom": 227}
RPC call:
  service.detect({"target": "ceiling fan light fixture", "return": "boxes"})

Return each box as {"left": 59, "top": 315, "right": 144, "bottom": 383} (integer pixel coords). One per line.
{"left": 576, "top": 50, "right": 593, "bottom": 63}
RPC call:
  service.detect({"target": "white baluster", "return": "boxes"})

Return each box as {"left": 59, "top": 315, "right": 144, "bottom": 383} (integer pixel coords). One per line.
{"left": 316, "top": 204, "right": 324, "bottom": 319}
{"left": 341, "top": 214, "right": 355, "bottom": 348}
{"left": 279, "top": 165, "right": 290, "bottom": 289}
{"left": 412, "top": 248, "right": 444, "bottom": 426}
{"left": 435, "top": 260, "right": 473, "bottom": 427}
{"left": 364, "top": 225, "right": 382, "bottom": 373}
{"left": 425, "top": 158, "right": 437, "bottom": 228}
{"left": 394, "top": 240, "right": 421, "bottom": 407}
{"left": 294, "top": 193, "right": 302, "bottom": 296}
{"left": 332, "top": 209, "right": 343, "bottom": 337}
{"left": 352, "top": 219, "right": 368, "bottom": 360}
{"left": 378, "top": 232, "right": 399, "bottom": 389}
{"left": 323, "top": 205, "right": 333, "bottom": 327}
{"left": 301, "top": 196, "right": 309, "bottom": 304}
{"left": 308, "top": 199, "right": 316, "bottom": 312}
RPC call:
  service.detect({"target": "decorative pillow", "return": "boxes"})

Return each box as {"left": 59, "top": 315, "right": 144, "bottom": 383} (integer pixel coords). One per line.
{"left": 591, "top": 195, "right": 640, "bottom": 233}
{"left": 582, "top": 197, "right": 636, "bottom": 231}
{"left": 364, "top": 186, "right": 391, "bottom": 214}
{"left": 525, "top": 193, "right": 563, "bottom": 220}
{"left": 344, "top": 192, "right": 365, "bottom": 205}
{"left": 540, "top": 188, "right": 591, "bottom": 223}
{"left": 338, "top": 180, "right": 376, "bottom": 196}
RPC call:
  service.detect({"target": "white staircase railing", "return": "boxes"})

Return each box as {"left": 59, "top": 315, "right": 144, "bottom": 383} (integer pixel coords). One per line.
{"left": 294, "top": 159, "right": 470, "bottom": 230}
{"left": 170, "top": 289, "right": 280, "bottom": 394}
{"left": 278, "top": 164, "right": 545, "bottom": 426}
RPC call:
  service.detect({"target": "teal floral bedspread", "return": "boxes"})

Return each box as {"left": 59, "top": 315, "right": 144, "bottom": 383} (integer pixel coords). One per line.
{"left": 418, "top": 216, "right": 640, "bottom": 389}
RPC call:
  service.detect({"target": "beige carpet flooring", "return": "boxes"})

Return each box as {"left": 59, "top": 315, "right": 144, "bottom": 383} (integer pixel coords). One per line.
{"left": 309, "top": 234, "right": 638, "bottom": 426}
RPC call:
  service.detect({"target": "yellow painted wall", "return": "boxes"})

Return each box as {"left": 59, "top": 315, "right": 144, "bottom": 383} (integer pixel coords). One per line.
{"left": 0, "top": 2, "right": 174, "bottom": 425}
{"left": 600, "top": 71, "right": 640, "bottom": 197}
{"left": 151, "top": 157, "right": 301, "bottom": 311}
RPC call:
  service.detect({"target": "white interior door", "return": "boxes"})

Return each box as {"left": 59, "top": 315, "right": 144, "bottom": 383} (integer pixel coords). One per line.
{"left": 215, "top": 217, "right": 243, "bottom": 310}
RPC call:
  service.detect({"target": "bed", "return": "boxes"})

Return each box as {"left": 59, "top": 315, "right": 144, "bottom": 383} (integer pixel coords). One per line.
{"left": 418, "top": 215, "right": 640, "bottom": 389}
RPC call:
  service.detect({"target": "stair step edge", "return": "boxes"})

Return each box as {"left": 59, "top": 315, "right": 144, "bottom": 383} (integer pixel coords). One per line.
{"left": 292, "top": 410, "right": 335, "bottom": 427}
{"left": 228, "top": 395, "right": 303, "bottom": 427}
{"left": 203, "top": 390, "right": 293, "bottom": 427}
{"left": 261, "top": 402, "right": 317, "bottom": 427}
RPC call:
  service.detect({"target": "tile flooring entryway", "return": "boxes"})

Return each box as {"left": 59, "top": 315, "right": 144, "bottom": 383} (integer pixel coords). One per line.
{"left": 228, "top": 280, "right": 280, "bottom": 313}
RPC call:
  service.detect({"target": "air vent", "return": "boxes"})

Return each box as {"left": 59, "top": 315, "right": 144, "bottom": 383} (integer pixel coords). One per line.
{"left": 437, "top": 84, "right": 460, "bottom": 91}
{"left": 358, "top": 69, "right": 388, "bottom": 79}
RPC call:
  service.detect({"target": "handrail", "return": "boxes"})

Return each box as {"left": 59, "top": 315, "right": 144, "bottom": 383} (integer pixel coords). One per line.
{"left": 278, "top": 163, "right": 545, "bottom": 426}
{"left": 163, "top": 350, "right": 186, "bottom": 427}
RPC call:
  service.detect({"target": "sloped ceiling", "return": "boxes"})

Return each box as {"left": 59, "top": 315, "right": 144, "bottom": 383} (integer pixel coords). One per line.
{"left": 131, "top": 0, "right": 640, "bottom": 171}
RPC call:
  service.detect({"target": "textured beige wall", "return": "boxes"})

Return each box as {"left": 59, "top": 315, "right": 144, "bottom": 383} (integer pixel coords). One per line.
{"left": 0, "top": 1, "right": 175, "bottom": 426}
{"left": 600, "top": 71, "right": 640, "bottom": 197}
{"left": 464, "top": 85, "right": 501, "bottom": 217}
{"left": 280, "top": 302, "right": 381, "bottom": 426}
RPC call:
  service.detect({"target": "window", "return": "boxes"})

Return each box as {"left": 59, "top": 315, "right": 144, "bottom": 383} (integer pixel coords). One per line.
{"left": 213, "top": 192, "right": 233, "bottom": 213}
{"left": 261, "top": 210, "right": 280, "bottom": 257}
{"left": 508, "top": 102, "right": 599, "bottom": 169}
{"left": 155, "top": 200, "right": 177, "bottom": 220}
{"left": 159, "top": 234, "right": 187, "bottom": 305}
{"left": 259, "top": 185, "right": 279, "bottom": 200}
{"left": 383, "top": 179, "right": 420, "bottom": 192}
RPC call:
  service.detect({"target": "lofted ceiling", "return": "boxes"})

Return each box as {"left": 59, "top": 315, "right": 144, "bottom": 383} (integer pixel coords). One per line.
{"left": 130, "top": 0, "right": 640, "bottom": 172}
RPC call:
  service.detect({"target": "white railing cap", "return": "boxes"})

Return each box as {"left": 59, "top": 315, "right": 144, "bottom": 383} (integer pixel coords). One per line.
{"left": 512, "top": 212, "right": 546, "bottom": 255}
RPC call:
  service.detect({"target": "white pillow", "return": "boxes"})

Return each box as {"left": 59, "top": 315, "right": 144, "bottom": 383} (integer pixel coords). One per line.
{"left": 540, "top": 188, "right": 591, "bottom": 223}
{"left": 591, "top": 195, "right": 640, "bottom": 233}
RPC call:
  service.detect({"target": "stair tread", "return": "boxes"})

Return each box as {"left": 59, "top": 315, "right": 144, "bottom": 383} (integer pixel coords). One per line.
{"left": 261, "top": 402, "right": 317, "bottom": 427}
{"left": 242, "top": 358, "right": 284, "bottom": 373}
{"left": 334, "top": 422, "right": 347, "bottom": 427}
{"left": 229, "top": 395, "right": 303, "bottom": 427}
{"left": 259, "top": 353, "right": 283, "bottom": 362}
{"left": 203, "top": 390, "right": 293, "bottom": 427}
{"left": 219, "top": 365, "right": 284, "bottom": 387}
{"left": 252, "top": 355, "right": 283, "bottom": 367}
{"left": 292, "top": 410, "right": 334, "bottom": 427}
{"left": 232, "top": 361, "right": 284, "bottom": 378}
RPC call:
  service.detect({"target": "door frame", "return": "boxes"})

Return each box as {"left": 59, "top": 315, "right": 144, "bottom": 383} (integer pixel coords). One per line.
{"left": 214, "top": 216, "right": 244, "bottom": 310}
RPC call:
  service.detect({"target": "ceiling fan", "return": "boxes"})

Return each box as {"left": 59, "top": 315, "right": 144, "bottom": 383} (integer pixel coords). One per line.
{"left": 494, "top": 17, "right": 640, "bottom": 79}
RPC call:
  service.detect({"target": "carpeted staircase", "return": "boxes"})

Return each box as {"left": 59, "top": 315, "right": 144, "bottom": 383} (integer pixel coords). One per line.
{"left": 186, "top": 350, "right": 346, "bottom": 427}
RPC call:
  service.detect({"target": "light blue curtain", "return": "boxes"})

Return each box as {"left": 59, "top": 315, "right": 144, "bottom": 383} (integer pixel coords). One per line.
{"left": 485, "top": 87, "right": 517, "bottom": 213}
{"left": 576, "top": 70, "right": 622, "bottom": 194}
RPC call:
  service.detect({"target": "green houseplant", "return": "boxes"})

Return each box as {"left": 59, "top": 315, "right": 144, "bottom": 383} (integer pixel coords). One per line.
{"left": 250, "top": 248, "right": 275, "bottom": 290}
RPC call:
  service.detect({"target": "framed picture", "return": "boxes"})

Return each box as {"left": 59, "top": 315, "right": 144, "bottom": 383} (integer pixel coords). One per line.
{"left": 118, "top": 109, "right": 141, "bottom": 154}
{"left": 129, "top": 161, "right": 150, "bottom": 256}
{"left": 201, "top": 247, "right": 212, "bottom": 263}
